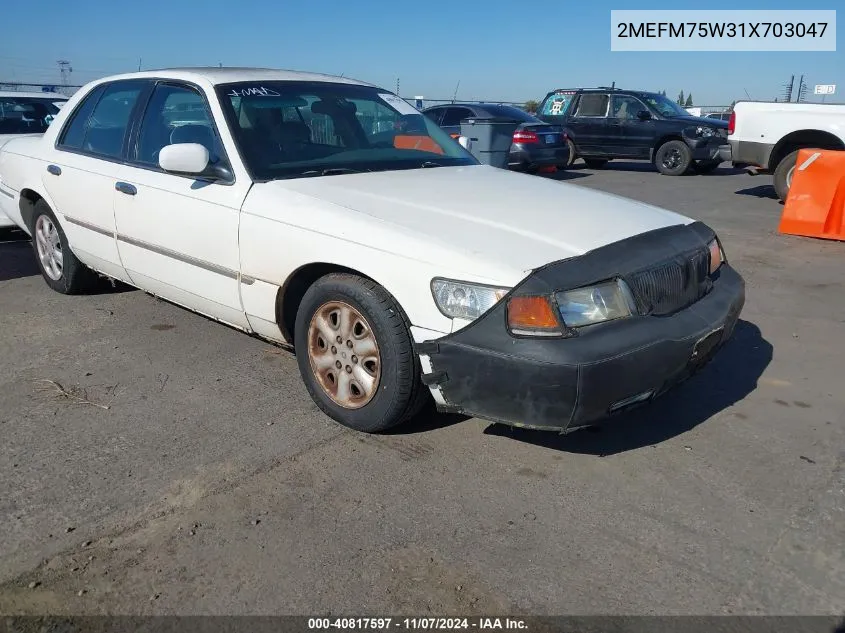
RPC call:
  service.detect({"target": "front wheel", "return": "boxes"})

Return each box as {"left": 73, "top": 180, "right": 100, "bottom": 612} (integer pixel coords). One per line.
{"left": 294, "top": 273, "right": 427, "bottom": 433}
{"left": 30, "top": 200, "right": 99, "bottom": 294}
{"left": 654, "top": 140, "right": 692, "bottom": 176}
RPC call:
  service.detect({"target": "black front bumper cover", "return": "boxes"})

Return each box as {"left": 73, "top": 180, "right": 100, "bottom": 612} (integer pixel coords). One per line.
{"left": 418, "top": 222, "right": 746, "bottom": 433}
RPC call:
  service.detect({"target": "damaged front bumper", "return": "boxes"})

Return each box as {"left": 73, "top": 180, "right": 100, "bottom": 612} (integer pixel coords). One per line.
{"left": 416, "top": 221, "right": 746, "bottom": 433}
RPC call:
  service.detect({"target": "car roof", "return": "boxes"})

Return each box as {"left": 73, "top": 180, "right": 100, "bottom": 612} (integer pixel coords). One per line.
{"left": 0, "top": 91, "right": 69, "bottom": 99}
{"left": 84, "top": 67, "right": 375, "bottom": 88}
{"left": 546, "top": 88, "right": 660, "bottom": 98}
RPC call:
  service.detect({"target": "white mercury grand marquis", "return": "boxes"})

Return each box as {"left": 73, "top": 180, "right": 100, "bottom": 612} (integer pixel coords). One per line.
{"left": 0, "top": 68, "right": 745, "bottom": 433}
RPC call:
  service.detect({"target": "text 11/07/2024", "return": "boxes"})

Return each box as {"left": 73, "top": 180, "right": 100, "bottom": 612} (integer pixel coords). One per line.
{"left": 307, "top": 617, "right": 528, "bottom": 630}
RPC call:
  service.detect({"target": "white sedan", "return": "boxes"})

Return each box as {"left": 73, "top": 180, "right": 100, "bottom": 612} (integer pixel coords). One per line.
{"left": 0, "top": 68, "right": 745, "bottom": 433}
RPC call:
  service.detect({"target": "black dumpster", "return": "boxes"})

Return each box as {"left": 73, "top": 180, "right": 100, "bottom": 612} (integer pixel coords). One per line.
{"left": 459, "top": 116, "right": 522, "bottom": 169}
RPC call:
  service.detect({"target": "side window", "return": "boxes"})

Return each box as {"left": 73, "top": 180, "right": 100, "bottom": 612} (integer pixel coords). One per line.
{"left": 57, "top": 84, "right": 106, "bottom": 149}
{"left": 135, "top": 83, "right": 224, "bottom": 166}
{"left": 441, "top": 107, "right": 474, "bottom": 127}
{"left": 573, "top": 94, "right": 609, "bottom": 118}
{"left": 610, "top": 95, "right": 647, "bottom": 120}
{"left": 60, "top": 81, "right": 145, "bottom": 158}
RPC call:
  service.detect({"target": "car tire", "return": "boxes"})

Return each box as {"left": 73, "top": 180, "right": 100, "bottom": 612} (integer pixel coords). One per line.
{"left": 654, "top": 140, "right": 692, "bottom": 176}
{"left": 565, "top": 139, "right": 577, "bottom": 167}
{"left": 583, "top": 158, "right": 608, "bottom": 169}
{"left": 294, "top": 272, "right": 427, "bottom": 433}
{"left": 773, "top": 149, "right": 801, "bottom": 202}
{"left": 29, "top": 200, "right": 100, "bottom": 294}
{"left": 693, "top": 159, "right": 721, "bottom": 174}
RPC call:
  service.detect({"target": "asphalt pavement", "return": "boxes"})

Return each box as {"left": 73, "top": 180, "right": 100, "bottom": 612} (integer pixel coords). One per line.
{"left": 0, "top": 161, "right": 843, "bottom": 616}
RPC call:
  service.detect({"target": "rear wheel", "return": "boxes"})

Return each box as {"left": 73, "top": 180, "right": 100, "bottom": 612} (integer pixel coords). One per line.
{"left": 30, "top": 200, "right": 99, "bottom": 294}
{"left": 654, "top": 140, "right": 692, "bottom": 176}
{"left": 294, "top": 273, "right": 427, "bottom": 433}
{"left": 773, "top": 149, "right": 801, "bottom": 202}
{"left": 583, "top": 158, "right": 608, "bottom": 169}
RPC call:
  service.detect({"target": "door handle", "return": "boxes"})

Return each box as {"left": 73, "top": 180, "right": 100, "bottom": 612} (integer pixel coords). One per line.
{"left": 115, "top": 182, "right": 137, "bottom": 196}
{"left": 46, "top": 164, "right": 61, "bottom": 176}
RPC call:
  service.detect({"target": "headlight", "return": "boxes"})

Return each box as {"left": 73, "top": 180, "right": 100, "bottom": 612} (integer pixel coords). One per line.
{"left": 708, "top": 238, "right": 724, "bottom": 274}
{"left": 555, "top": 279, "right": 638, "bottom": 328}
{"left": 431, "top": 278, "right": 509, "bottom": 321}
{"left": 695, "top": 126, "right": 715, "bottom": 137}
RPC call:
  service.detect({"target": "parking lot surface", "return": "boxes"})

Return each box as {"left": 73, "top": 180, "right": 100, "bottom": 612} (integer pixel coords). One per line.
{"left": 1, "top": 162, "right": 843, "bottom": 615}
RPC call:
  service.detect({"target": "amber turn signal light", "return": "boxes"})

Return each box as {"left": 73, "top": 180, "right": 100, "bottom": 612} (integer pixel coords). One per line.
{"left": 507, "top": 296, "right": 561, "bottom": 336}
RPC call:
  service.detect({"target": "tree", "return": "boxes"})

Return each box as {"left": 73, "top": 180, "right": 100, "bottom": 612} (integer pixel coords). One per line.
{"left": 661, "top": 90, "right": 667, "bottom": 97}
{"left": 685, "top": 94, "right": 693, "bottom": 107}
{"left": 677, "top": 90, "right": 685, "bottom": 105}
{"left": 729, "top": 100, "right": 736, "bottom": 111}
{"left": 524, "top": 99, "right": 539, "bottom": 114}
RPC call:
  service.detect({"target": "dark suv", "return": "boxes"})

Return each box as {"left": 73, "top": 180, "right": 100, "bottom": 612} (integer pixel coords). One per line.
{"left": 535, "top": 88, "right": 732, "bottom": 176}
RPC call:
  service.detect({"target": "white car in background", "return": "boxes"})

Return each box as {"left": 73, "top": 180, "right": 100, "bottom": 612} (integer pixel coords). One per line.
{"left": 0, "top": 68, "right": 745, "bottom": 434}
{"left": 0, "top": 91, "right": 69, "bottom": 227}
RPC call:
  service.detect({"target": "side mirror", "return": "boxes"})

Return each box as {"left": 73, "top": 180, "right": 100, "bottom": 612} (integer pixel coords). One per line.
{"left": 159, "top": 143, "right": 210, "bottom": 175}
{"left": 636, "top": 110, "right": 652, "bottom": 121}
{"left": 458, "top": 135, "right": 470, "bottom": 149}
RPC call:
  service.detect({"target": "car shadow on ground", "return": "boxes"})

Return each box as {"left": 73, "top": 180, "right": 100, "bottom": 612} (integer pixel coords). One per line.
{"left": 570, "top": 160, "right": 747, "bottom": 177}
{"left": 539, "top": 170, "right": 591, "bottom": 182}
{"left": 0, "top": 230, "right": 135, "bottom": 293}
{"left": 735, "top": 184, "right": 780, "bottom": 200}
{"left": 481, "top": 319, "right": 771, "bottom": 455}
{"left": 0, "top": 230, "right": 39, "bottom": 282}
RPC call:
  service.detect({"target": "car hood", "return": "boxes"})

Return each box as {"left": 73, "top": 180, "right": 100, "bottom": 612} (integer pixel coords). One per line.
{"left": 265, "top": 165, "right": 692, "bottom": 276}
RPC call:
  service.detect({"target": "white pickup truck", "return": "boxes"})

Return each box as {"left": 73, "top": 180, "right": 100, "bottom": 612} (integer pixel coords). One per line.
{"left": 728, "top": 100, "right": 845, "bottom": 201}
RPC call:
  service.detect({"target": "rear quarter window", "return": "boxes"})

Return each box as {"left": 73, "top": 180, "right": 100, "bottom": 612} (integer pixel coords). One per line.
{"left": 541, "top": 93, "right": 575, "bottom": 117}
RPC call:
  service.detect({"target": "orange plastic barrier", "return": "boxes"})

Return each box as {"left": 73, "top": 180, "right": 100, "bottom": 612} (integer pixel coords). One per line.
{"left": 779, "top": 148, "right": 845, "bottom": 241}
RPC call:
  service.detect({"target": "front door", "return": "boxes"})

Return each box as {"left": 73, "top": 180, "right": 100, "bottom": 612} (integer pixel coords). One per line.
{"left": 40, "top": 79, "right": 148, "bottom": 282}
{"left": 112, "top": 81, "right": 252, "bottom": 329}
{"left": 609, "top": 94, "right": 654, "bottom": 159}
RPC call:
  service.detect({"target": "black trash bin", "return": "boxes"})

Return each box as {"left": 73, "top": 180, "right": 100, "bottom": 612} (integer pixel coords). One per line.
{"left": 459, "top": 116, "right": 522, "bottom": 169}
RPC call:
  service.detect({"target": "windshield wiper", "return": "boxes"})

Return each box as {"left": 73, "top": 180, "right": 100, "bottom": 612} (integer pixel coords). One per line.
{"left": 298, "top": 167, "right": 364, "bottom": 177}
{"left": 421, "top": 161, "right": 443, "bottom": 168}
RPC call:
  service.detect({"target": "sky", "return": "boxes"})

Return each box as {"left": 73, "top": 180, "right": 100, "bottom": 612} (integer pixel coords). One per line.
{"left": 1, "top": 0, "right": 841, "bottom": 106}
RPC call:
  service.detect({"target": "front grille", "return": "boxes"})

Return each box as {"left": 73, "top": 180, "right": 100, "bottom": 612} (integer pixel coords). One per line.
{"left": 628, "top": 247, "right": 711, "bottom": 316}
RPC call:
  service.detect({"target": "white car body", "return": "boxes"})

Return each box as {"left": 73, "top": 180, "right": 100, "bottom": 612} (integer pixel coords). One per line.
{"left": 0, "top": 91, "right": 69, "bottom": 227}
{"left": 0, "top": 68, "right": 744, "bottom": 433}
{"left": 728, "top": 100, "right": 845, "bottom": 199}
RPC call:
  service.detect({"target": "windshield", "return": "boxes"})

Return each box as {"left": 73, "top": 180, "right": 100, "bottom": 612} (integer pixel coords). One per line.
{"left": 640, "top": 94, "right": 690, "bottom": 118}
{"left": 216, "top": 81, "right": 478, "bottom": 180}
{"left": 0, "top": 96, "right": 66, "bottom": 134}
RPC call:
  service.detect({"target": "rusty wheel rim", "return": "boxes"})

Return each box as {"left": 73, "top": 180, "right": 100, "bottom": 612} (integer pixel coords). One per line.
{"left": 307, "top": 301, "right": 381, "bottom": 409}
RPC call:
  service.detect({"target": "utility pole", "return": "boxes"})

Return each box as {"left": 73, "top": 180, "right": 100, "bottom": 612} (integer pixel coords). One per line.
{"left": 138, "top": 58, "right": 142, "bottom": 71}
{"left": 396, "top": 77, "right": 400, "bottom": 96}
{"left": 57, "top": 60, "right": 72, "bottom": 86}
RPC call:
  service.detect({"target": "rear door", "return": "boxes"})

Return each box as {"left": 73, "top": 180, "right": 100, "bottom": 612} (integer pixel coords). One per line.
{"left": 609, "top": 94, "right": 653, "bottom": 158}
{"left": 40, "top": 79, "right": 149, "bottom": 283}
{"left": 566, "top": 93, "right": 611, "bottom": 156}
